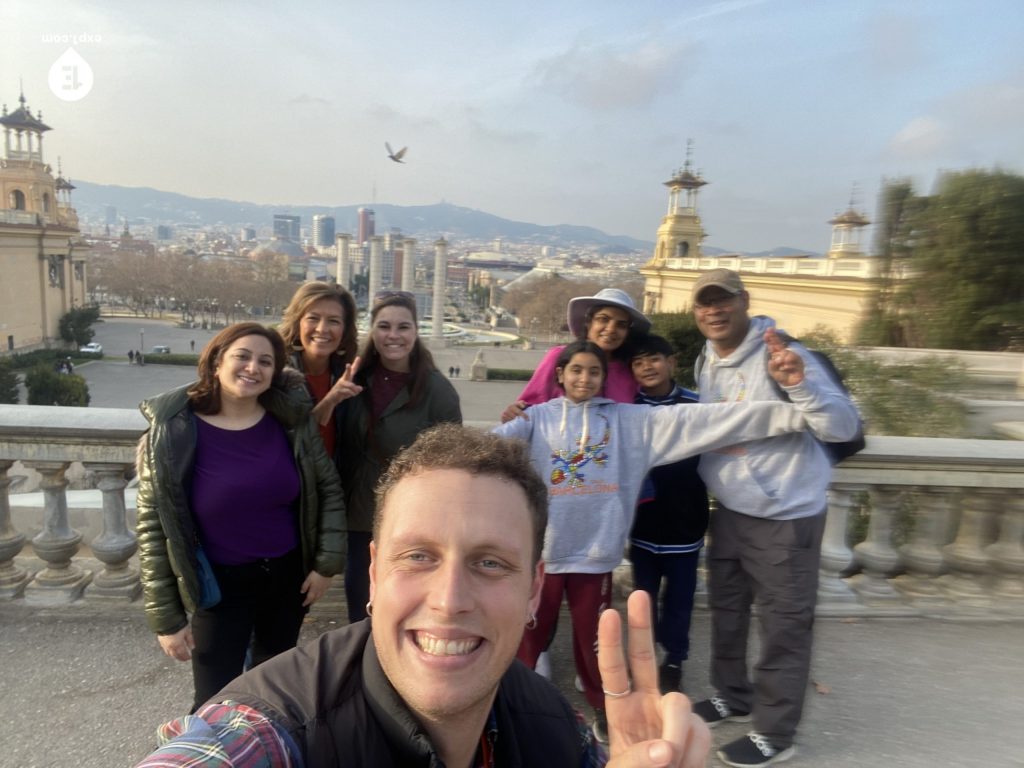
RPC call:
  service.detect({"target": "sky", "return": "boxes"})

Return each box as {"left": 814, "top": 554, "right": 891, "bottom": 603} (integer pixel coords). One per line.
{"left": 2, "top": 0, "right": 1022, "bottom": 252}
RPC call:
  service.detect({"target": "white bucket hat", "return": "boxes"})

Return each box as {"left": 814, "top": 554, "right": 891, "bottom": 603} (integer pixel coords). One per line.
{"left": 566, "top": 288, "right": 651, "bottom": 337}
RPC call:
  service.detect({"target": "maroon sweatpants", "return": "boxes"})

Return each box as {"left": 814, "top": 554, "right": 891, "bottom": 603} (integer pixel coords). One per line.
{"left": 517, "top": 571, "right": 612, "bottom": 709}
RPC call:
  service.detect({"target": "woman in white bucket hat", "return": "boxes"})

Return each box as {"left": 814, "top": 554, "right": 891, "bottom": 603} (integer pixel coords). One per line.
{"left": 499, "top": 286, "right": 650, "bottom": 421}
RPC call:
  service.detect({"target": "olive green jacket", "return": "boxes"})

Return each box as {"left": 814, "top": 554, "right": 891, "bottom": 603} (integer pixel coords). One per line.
{"left": 338, "top": 368, "right": 461, "bottom": 532}
{"left": 135, "top": 371, "right": 346, "bottom": 636}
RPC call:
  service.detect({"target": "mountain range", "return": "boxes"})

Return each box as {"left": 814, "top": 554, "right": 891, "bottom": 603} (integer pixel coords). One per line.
{"left": 70, "top": 181, "right": 819, "bottom": 256}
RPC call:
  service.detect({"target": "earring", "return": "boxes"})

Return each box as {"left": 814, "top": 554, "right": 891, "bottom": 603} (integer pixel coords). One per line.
{"left": 365, "top": 601, "right": 373, "bottom": 617}
{"left": 525, "top": 613, "right": 538, "bottom": 630}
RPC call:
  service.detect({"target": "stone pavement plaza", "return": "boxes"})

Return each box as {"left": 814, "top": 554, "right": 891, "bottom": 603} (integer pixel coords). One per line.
{"left": 4, "top": 318, "right": 1023, "bottom": 767}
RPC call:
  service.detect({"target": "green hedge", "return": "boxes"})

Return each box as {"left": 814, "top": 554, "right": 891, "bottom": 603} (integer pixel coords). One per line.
{"left": 7, "top": 349, "right": 81, "bottom": 370}
{"left": 141, "top": 353, "right": 200, "bottom": 367}
{"left": 485, "top": 368, "right": 533, "bottom": 381}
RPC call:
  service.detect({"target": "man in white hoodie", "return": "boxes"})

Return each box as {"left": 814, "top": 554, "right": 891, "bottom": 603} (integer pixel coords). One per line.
{"left": 689, "top": 269, "right": 861, "bottom": 768}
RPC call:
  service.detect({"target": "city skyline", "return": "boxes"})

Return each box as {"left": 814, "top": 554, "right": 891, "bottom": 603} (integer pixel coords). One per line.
{"left": 2, "top": 0, "right": 1021, "bottom": 253}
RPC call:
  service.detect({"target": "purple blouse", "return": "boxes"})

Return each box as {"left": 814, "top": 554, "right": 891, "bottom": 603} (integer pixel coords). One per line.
{"left": 191, "top": 412, "right": 300, "bottom": 565}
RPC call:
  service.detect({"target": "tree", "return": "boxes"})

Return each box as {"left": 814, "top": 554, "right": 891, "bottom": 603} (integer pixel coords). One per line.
{"left": 58, "top": 306, "right": 101, "bottom": 347}
{"left": 858, "top": 170, "right": 1024, "bottom": 351}
{"left": 801, "top": 327, "right": 967, "bottom": 437}
{"left": 0, "top": 360, "right": 18, "bottom": 404}
{"left": 25, "top": 366, "right": 90, "bottom": 406}
{"left": 648, "top": 311, "right": 705, "bottom": 388}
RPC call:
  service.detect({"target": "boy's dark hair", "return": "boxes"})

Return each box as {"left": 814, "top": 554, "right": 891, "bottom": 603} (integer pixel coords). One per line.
{"left": 630, "top": 333, "right": 677, "bottom": 360}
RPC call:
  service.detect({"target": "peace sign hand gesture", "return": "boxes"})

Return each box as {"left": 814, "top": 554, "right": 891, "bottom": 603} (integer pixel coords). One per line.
{"left": 313, "top": 356, "right": 364, "bottom": 425}
{"left": 598, "top": 591, "right": 711, "bottom": 768}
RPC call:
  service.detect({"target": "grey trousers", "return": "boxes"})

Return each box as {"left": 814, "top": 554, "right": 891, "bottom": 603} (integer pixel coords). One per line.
{"left": 707, "top": 504, "right": 826, "bottom": 748}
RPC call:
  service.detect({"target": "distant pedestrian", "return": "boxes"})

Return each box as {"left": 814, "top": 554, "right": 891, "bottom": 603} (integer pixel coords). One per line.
{"left": 128, "top": 350, "right": 135, "bottom": 365}
{"left": 448, "top": 365, "right": 455, "bottom": 378}
{"left": 190, "top": 339, "right": 195, "bottom": 353}
{"left": 454, "top": 365, "right": 460, "bottom": 378}
{"left": 137, "top": 352, "right": 145, "bottom": 366}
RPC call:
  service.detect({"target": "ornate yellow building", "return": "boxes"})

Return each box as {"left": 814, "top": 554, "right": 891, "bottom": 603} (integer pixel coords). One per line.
{"left": 0, "top": 91, "right": 87, "bottom": 354}
{"left": 640, "top": 162, "right": 878, "bottom": 342}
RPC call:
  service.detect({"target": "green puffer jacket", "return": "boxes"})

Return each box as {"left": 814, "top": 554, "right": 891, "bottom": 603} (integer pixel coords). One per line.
{"left": 136, "top": 372, "right": 347, "bottom": 636}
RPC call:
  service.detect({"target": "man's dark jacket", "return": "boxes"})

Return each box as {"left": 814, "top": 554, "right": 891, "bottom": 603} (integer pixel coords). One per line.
{"left": 219, "top": 620, "right": 588, "bottom": 767}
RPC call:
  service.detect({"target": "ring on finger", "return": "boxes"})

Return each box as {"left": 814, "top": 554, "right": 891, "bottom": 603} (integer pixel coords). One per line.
{"left": 602, "top": 682, "right": 631, "bottom": 698}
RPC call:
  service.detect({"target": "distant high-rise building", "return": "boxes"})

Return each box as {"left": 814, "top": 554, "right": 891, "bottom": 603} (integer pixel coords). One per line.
{"left": 240, "top": 226, "right": 256, "bottom": 242}
{"left": 312, "top": 214, "right": 335, "bottom": 248}
{"left": 156, "top": 225, "right": 173, "bottom": 240}
{"left": 273, "top": 214, "right": 300, "bottom": 240}
{"left": 357, "top": 207, "right": 375, "bottom": 245}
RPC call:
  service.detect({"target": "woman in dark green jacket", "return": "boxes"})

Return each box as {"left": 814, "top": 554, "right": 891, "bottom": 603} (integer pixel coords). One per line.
{"left": 136, "top": 322, "right": 345, "bottom": 712}
{"left": 338, "top": 291, "right": 461, "bottom": 622}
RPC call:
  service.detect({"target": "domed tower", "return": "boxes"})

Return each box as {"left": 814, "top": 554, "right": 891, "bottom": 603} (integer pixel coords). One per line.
{"left": 1, "top": 90, "right": 60, "bottom": 221}
{"left": 648, "top": 141, "right": 707, "bottom": 268}
{"left": 827, "top": 190, "right": 870, "bottom": 259}
{"left": 1, "top": 88, "right": 88, "bottom": 354}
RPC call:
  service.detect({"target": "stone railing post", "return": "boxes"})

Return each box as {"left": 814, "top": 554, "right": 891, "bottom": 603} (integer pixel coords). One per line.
{"left": 83, "top": 462, "right": 140, "bottom": 600}
{"left": 941, "top": 488, "right": 998, "bottom": 609}
{"left": 23, "top": 460, "right": 92, "bottom": 603}
{"left": 0, "top": 459, "right": 30, "bottom": 598}
{"left": 893, "top": 486, "right": 954, "bottom": 609}
{"left": 850, "top": 485, "right": 906, "bottom": 608}
{"left": 817, "top": 483, "right": 861, "bottom": 612}
{"left": 986, "top": 490, "right": 1024, "bottom": 611}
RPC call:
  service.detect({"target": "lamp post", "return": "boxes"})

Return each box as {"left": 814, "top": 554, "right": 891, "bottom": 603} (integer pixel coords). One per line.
{"left": 139, "top": 328, "right": 144, "bottom": 354}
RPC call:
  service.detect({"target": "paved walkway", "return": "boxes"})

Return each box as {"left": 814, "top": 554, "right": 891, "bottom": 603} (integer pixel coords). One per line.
{"left": 7, "top": 317, "right": 1024, "bottom": 767}
{"left": 3, "top": 593, "right": 1022, "bottom": 768}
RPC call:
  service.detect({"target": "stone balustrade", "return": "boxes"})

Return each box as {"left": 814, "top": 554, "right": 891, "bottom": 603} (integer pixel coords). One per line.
{"left": 1, "top": 404, "right": 1023, "bottom": 619}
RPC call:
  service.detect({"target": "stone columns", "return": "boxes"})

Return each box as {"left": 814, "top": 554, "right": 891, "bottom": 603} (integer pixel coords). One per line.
{"left": 23, "top": 460, "right": 91, "bottom": 603}
{"left": 0, "top": 460, "right": 29, "bottom": 598}
{"left": 986, "top": 491, "right": 1024, "bottom": 607}
{"left": 401, "top": 238, "right": 416, "bottom": 291}
{"left": 850, "top": 485, "right": 904, "bottom": 606}
{"left": 335, "top": 233, "right": 351, "bottom": 290}
{"left": 432, "top": 238, "right": 447, "bottom": 343}
{"left": 893, "top": 486, "right": 954, "bottom": 607}
{"left": 83, "top": 463, "right": 140, "bottom": 599}
{"left": 368, "top": 236, "right": 384, "bottom": 300}
{"left": 941, "top": 488, "right": 998, "bottom": 608}
{"left": 817, "top": 483, "right": 860, "bottom": 610}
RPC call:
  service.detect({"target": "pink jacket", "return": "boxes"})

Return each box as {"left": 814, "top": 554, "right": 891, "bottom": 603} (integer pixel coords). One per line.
{"left": 517, "top": 345, "right": 638, "bottom": 405}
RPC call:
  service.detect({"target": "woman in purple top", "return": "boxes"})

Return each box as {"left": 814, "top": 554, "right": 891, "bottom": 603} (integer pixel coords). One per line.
{"left": 136, "top": 322, "right": 346, "bottom": 712}
{"left": 500, "top": 287, "right": 651, "bottom": 422}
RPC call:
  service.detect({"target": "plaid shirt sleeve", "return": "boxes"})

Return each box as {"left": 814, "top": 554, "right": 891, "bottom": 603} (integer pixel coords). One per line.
{"left": 134, "top": 701, "right": 300, "bottom": 768}
{"left": 576, "top": 710, "right": 609, "bottom": 767}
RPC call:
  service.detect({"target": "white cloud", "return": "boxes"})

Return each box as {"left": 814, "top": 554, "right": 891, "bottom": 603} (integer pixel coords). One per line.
{"left": 532, "top": 36, "right": 697, "bottom": 111}
{"left": 886, "top": 116, "right": 950, "bottom": 159}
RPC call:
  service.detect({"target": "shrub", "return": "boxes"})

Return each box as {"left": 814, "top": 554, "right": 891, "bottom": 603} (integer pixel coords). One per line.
{"left": 24, "top": 366, "right": 90, "bottom": 406}
{"left": 647, "top": 311, "right": 705, "bottom": 388}
{"left": 141, "top": 353, "right": 199, "bottom": 367}
{"left": 0, "top": 360, "right": 18, "bottom": 404}
{"left": 486, "top": 368, "right": 533, "bottom": 381}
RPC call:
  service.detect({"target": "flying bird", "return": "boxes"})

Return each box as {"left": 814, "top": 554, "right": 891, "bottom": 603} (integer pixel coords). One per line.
{"left": 385, "top": 142, "right": 408, "bottom": 163}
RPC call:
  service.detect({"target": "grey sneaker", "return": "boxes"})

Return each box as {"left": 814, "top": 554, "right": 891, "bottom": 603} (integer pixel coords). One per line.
{"left": 692, "top": 695, "right": 751, "bottom": 728}
{"left": 717, "top": 732, "right": 795, "bottom": 767}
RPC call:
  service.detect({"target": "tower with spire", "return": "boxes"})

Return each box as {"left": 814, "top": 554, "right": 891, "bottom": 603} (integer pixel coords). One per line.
{"left": 1, "top": 87, "right": 88, "bottom": 355}
{"left": 826, "top": 187, "right": 870, "bottom": 258}
{"left": 649, "top": 140, "right": 708, "bottom": 267}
